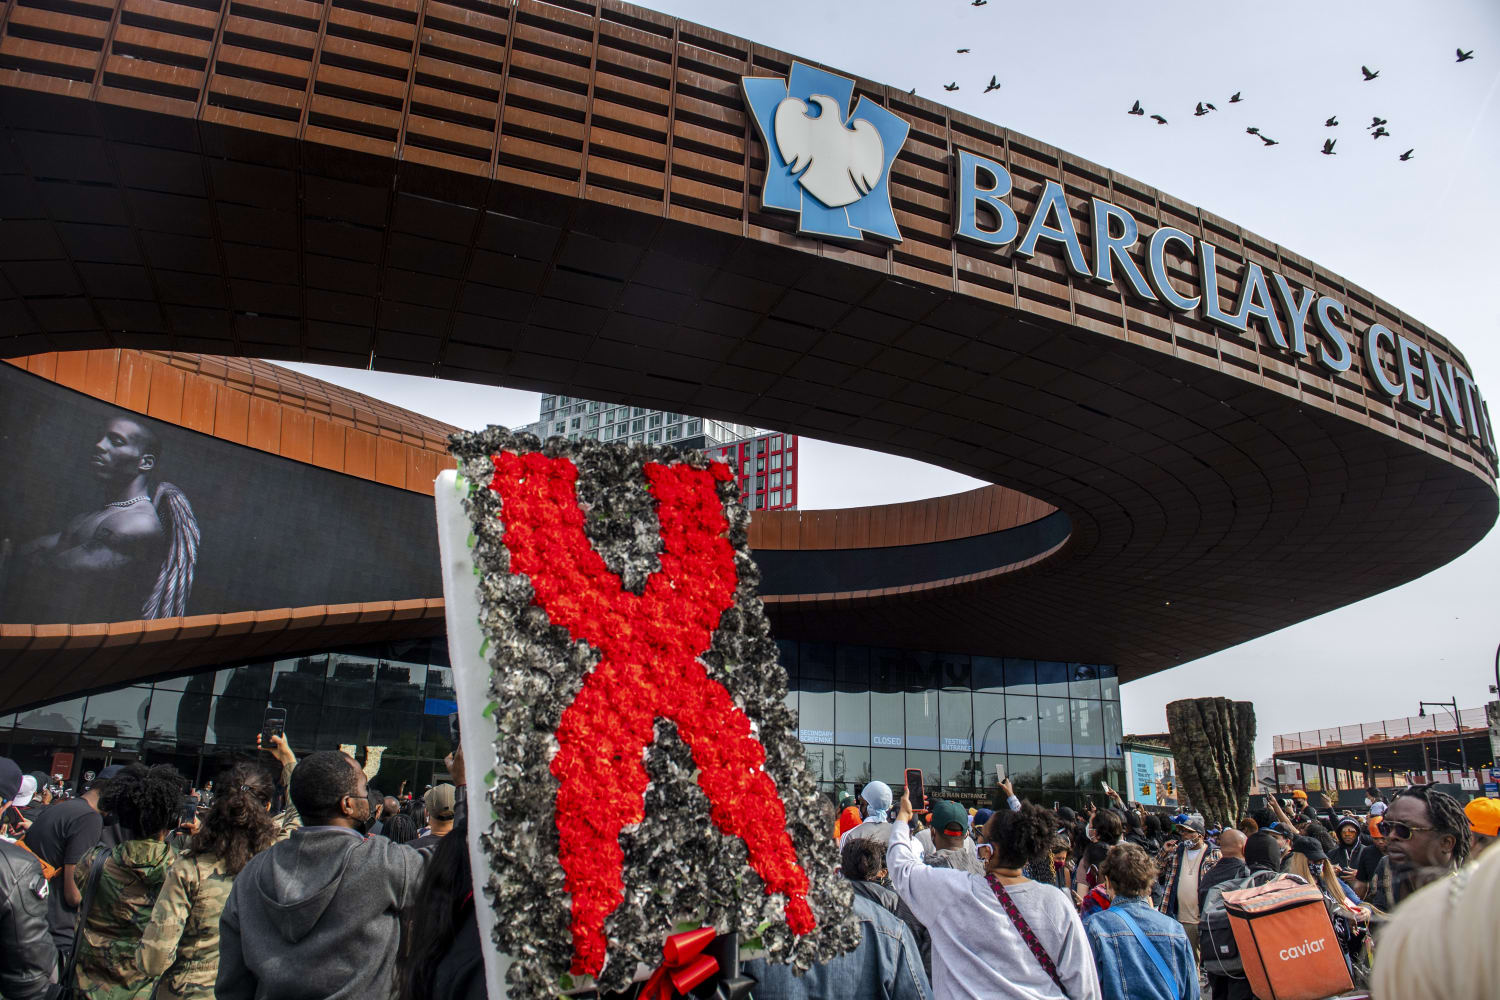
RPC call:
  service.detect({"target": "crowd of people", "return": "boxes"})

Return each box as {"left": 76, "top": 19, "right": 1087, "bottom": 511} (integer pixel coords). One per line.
{"left": 773, "top": 776, "right": 1499, "bottom": 1000}
{"left": 4, "top": 745, "right": 1499, "bottom": 1000}
{"left": 0, "top": 735, "right": 476, "bottom": 1000}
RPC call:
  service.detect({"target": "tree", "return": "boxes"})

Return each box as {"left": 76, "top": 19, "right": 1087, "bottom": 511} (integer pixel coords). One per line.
{"left": 1166, "top": 698, "right": 1256, "bottom": 827}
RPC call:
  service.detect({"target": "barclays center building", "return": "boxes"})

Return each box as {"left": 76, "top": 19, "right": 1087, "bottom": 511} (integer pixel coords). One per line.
{"left": 0, "top": 0, "right": 1493, "bottom": 812}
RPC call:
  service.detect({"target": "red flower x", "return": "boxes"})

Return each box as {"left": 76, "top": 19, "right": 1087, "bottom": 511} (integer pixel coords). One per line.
{"left": 489, "top": 452, "right": 815, "bottom": 975}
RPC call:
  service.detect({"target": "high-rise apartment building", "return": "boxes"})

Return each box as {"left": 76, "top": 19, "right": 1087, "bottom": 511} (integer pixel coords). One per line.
{"left": 708, "top": 432, "right": 798, "bottom": 512}
{"left": 524, "top": 395, "right": 799, "bottom": 510}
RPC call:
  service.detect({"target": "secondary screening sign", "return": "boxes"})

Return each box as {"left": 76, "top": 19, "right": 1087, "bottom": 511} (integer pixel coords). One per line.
{"left": 1126, "top": 749, "right": 1180, "bottom": 809}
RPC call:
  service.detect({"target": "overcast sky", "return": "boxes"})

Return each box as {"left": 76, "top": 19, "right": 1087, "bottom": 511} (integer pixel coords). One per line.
{"left": 281, "top": 0, "right": 1500, "bottom": 760}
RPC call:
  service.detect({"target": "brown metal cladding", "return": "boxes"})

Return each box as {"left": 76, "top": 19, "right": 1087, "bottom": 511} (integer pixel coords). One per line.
{"left": 0, "top": 0, "right": 1495, "bottom": 686}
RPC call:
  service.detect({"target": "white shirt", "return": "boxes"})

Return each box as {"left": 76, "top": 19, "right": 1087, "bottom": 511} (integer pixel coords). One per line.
{"left": 888, "top": 822, "right": 1102, "bottom": 1000}
{"left": 838, "top": 818, "right": 893, "bottom": 850}
{"left": 1176, "top": 845, "right": 1208, "bottom": 924}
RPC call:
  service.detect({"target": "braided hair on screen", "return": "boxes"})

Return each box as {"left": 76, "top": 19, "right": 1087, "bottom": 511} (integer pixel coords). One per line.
{"left": 1392, "top": 785, "right": 1471, "bottom": 866}
{"left": 101, "top": 763, "right": 184, "bottom": 840}
{"left": 140, "top": 481, "right": 199, "bottom": 618}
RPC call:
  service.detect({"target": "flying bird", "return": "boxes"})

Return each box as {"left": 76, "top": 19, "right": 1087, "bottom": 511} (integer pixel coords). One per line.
{"left": 1361, "top": 65, "right": 1380, "bottom": 80}
{"left": 1371, "top": 126, "right": 1390, "bottom": 139}
{"left": 1399, "top": 148, "right": 1414, "bottom": 160}
{"left": 984, "top": 76, "right": 1001, "bottom": 93}
{"left": 957, "top": 48, "right": 970, "bottom": 54}
{"left": 1321, "top": 138, "right": 1336, "bottom": 155}
{"left": 1245, "top": 126, "right": 1260, "bottom": 134}
{"left": 1368, "top": 116, "right": 1388, "bottom": 128}
{"left": 1194, "top": 102, "right": 1209, "bottom": 116}
{"left": 1228, "top": 92, "right": 1242, "bottom": 103}
{"left": 1150, "top": 114, "right": 1168, "bottom": 124}
{"left": 774, "top": 95, "right": 885, "bottom": 208}
{"left": 970, "top": 0, "right": 987, "bottom": 6}
{"left": 1324, "top": 116, "right": 1338, "bottom": 127}
{"left": 944, "top": 81, "right": 960, "bottom": 91}
{"left": 1204, "top": 102, "right": 1218, "bottom": 111}
{"left": 1129, "top": 100, "right": 1145, "bottom": 116}
{"left": 1260, "top": 135, "right": 1279, "bottom": 146}
{"left": 1456, "top": 48, "right": 1474, "bottom": 62}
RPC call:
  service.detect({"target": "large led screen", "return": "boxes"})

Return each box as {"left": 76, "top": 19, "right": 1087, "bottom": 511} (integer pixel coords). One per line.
{"left": 0, "top": 363, "right": 441, "bottom": 625}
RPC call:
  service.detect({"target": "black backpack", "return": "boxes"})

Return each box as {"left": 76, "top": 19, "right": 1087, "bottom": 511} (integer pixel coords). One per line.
{"left": 1199, "top": 869, "right": 1281, "bottom": 975}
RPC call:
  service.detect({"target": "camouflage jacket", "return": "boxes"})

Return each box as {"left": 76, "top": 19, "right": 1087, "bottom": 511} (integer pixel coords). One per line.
{"left": 133, "top": 758, "right": 302, "bottom": 1000}
{"left": 136, "top": 851, "right": 233, "bottom": 1000}
{"left": 72, "top": 839, "right": 176, "bottom": 1000}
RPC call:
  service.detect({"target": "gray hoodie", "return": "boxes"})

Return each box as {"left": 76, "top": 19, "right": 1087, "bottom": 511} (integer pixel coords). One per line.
{"left": 216, "top": 827, "right": 426, "bottom": 1000}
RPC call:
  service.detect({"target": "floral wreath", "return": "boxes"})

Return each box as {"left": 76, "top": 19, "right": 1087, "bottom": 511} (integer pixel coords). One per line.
{"left": 450, "top": 428, "right": 857, "bottom": 997}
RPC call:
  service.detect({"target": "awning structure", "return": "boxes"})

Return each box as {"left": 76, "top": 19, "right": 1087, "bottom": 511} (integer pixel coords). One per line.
{"left": 1272, "top": 708, "right": 1495, "bottom": 788}
{"left": 0, "top": 0, "right": 1495, "bottom": 709}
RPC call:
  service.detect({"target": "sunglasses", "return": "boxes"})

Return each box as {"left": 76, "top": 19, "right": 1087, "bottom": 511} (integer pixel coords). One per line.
{"left": 1378, "top": 820, "right": 1436, "bottom": 840}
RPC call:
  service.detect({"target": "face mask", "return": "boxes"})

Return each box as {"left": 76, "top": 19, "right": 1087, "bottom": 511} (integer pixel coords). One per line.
{"left": 1309, "top": 861, "right": 1325, "bottom": 876}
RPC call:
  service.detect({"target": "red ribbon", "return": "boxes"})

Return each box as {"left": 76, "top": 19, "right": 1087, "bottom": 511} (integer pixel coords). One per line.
{"left": 640, "top": 928, "right": 718, "bottom": 1000}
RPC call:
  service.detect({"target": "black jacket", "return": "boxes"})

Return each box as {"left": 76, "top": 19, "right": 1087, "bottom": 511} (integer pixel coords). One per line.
{"left": 0, "top": 839, "right": 58, "bottom": 1000}
{"left": 432, "top": 908, "right": 487, "bottom": 1000}
{"left": 1198, "top": 856, "right": 1250, "bottom": 910}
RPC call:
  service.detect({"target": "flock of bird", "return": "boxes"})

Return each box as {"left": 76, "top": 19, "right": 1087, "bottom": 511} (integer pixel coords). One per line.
{"left": 1121, "top": 52, "right": 1475, "bottom": 162}
{"left": 924, "top": 6, "right": 1478, "bottom": 167}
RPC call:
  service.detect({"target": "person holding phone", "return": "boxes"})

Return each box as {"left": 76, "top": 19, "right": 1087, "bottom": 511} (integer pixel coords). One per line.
{"left": 1328, "top": 817, "right": 1378, "bottom": 897}
{"left": 888, "top": 786, "right": 1101, "bottom": 1000}
{"left": 138, "top": 744, "right": 295, "bottom": 1000}
{"left": 215, "top": 744, "right": 466, "bottom": 1000}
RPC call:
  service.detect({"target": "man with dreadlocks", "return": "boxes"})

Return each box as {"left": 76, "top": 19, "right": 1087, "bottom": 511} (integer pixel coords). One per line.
{"left": 1365, "top": 784, "right": 1470, "bottom": 916}
{"left": 6, "top": 413, "right": 198, "bottom": 622}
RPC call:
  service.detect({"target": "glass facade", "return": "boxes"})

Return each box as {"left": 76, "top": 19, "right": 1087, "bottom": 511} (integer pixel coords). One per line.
{"left": 1, "top": 639, "right": 1122, "bottom": 811}
{"left": 0, "top": 638, "right": 456, "bottom": 797}
{"left": 781, "top": 642, "right": 1124, "bottom": 810}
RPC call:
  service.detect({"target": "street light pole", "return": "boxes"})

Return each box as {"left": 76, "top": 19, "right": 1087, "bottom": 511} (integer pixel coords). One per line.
{"left": 1419, "top": 698, "right": 1467, "bottom": 777}
{"left": 968, "top": 716, "right": 1025, "bottom": 788}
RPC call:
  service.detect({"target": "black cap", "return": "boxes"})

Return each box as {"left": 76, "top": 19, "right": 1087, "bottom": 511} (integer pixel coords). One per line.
{"left": 1244, "top": 830, "right": 1284, "bottom": 870}
{"left": 1291, "top": 835, "right": 1328, "bottom": 863}
{"left": 0, "top": 756, "right": 22, "bottom": 803}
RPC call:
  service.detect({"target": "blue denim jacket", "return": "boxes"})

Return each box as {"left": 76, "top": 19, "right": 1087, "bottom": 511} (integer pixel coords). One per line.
{"left": 1084, "top": 896, "right": 1201, "bottom": 1000}
{"left": 744, "top": 893, "right": 932, "bottom": 1000}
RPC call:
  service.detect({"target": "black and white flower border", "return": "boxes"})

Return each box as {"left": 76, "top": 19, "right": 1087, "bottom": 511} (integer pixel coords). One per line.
{"left": 449, "top": 427, "right": 857, "bottom": 998}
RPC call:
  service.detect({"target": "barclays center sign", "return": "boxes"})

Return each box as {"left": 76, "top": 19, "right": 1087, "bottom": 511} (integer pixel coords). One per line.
{"left": 740, "top": 64, "right": 1495, "bottom": 460}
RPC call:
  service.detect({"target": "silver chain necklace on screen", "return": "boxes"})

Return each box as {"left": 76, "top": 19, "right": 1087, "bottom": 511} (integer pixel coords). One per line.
{"left": 107, "top": 495, "right": 151, "bottom": 508}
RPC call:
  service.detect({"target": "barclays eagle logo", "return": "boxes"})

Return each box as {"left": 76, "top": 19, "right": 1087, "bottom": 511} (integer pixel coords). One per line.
{"left": 742, "top": 62, "right": 910, "bottom": 242}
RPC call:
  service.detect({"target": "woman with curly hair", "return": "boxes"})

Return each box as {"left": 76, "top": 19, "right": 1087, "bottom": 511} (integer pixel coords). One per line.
{"left": 71, "top": 762, "right": 185, "bottom": 999}
{"left": 136, "top": 742, "right": 294, "bottom": 1000}
{"left": 889, "top": 787, "right": 1102, "bottom": 999}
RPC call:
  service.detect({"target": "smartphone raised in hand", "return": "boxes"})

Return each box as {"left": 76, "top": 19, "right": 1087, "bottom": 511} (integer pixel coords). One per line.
{"left": 261, "top": 707, "right": 287, "bottom": 748}
{"left": 904, "top": 767, "right": 926, "bottom": 812}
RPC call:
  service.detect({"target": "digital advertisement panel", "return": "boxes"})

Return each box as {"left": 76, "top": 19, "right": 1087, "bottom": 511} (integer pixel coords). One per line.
{"left": 0, "top": 363, "right": 442, "bottom": 626}
{"left": 1126, "top": 748, "right": 1180, "bottom": 809}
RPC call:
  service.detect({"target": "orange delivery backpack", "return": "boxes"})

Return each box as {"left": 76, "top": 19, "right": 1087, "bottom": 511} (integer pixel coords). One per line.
{"left": 1220, "top": 875, "right": 1353, "bottom": 1000}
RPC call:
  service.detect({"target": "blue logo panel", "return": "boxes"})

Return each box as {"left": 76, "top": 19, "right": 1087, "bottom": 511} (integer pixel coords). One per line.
{"left": 741, "top": 61, "right": 909, "bottom": 243}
